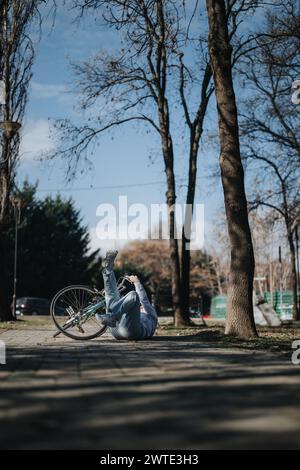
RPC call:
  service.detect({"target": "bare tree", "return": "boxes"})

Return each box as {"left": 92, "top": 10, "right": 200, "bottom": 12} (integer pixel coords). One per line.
{"left": 206, "top": 0, "right": 257, "bottom": 338}
{"left": 179, "top": 55, "right": 213, "bottom": 325}
{"left": 246, "top": 151, "right": 299, "bottom": 319}
{"left": 0, "top": 0, "right": 48, "bottom": 320}
{"left": 50, "top": 0, "right": 217, "bottom": 326}
{"left": 249, "top": 211, "right": 292, "bottom": 294}
{"left": 239, "top": 2, "right": 300, "bottom": 319}
{"left": 50, "top": 0, "right": 265, "bottom": 326}
{"left": 0, "top": 1, "right": 47, "bottom": 225}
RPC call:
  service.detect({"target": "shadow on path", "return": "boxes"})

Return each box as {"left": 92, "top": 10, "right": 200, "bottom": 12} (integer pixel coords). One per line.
{"left": 0, "top": 336, "right": 300, "bottom": 450}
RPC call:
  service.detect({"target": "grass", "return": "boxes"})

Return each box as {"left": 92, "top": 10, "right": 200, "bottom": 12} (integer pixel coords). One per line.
{"left": 0, "top": 315, "right": 52, "bottom": 330}
{"left": 158, "top": 319, "right": 300, "bottom": 357}
{"left": 0, "top": 315, "right": 299, "bottom": 357}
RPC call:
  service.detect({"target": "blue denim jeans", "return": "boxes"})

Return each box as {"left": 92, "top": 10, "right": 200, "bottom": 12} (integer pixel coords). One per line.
{"left": 103, "top": 269, "right": 143, "bottom": 340}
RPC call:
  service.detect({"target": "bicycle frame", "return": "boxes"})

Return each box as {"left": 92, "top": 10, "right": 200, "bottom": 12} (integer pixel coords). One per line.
{"left": 52, "top": 276, "right": 133, "bottom": 338}
{"left": 66, "top": 297, "right": 107, "bottom": 327}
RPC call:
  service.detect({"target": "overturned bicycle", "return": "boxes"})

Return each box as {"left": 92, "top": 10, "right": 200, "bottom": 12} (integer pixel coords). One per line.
{"left": 50, "top": 276, "right": 131, "bottom": 341}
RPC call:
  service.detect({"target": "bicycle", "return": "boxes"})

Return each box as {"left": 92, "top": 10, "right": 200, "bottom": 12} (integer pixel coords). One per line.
{"left": 50, "top": 276, "right": 131, "bottom": 340}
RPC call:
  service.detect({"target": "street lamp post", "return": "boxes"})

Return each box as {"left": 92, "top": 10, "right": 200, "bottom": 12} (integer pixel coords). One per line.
{"left": 10, "top": 195, "right": 23, "bottom": 320}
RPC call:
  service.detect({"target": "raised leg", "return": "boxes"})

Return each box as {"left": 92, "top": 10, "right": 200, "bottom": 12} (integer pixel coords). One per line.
{"left": 102, "top": 268, "right": 120, "bottom": 312}
{"left": 101, "top": 250, "right": 119, "bottom": 311}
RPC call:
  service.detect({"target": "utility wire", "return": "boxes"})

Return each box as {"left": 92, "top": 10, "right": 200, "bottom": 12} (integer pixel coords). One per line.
{"left": 35, "top": 177, "right": 203, "bottom": 193}
{"left": 35, "top": 180, "right": 166, "bottom": 192}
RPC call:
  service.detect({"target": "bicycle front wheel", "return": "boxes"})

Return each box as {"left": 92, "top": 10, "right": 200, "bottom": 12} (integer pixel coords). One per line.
{"left": 51, "top": 285, "right": 107, "bottom": 340}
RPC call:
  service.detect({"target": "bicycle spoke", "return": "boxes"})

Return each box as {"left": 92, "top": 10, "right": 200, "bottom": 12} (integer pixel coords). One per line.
{"left": 51, "top": 285, "right": 107, "bottom": 340}
{"left": 62, "top": 291, "right": 78, "bottom": 311}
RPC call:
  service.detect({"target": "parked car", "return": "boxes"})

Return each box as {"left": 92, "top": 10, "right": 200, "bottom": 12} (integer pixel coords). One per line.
{"left": 15, "top": 297, "right": 62, "bottom": 316}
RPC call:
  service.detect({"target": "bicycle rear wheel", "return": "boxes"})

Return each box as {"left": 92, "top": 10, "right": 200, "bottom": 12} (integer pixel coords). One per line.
{"left": 51, "top": 285, "right": 107, "bottom": 340}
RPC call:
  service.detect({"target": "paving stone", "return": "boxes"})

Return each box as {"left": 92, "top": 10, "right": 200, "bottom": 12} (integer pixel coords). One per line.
{"left": 0, "top": 324, "right": 300, "bottom": 449}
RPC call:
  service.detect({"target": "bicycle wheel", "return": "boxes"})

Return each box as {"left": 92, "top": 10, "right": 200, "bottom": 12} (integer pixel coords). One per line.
{"left": 51, "top": 285, "right": 107, "bottom": 340}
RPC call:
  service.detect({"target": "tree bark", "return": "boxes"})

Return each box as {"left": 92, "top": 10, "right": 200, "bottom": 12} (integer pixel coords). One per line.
{"left": 206, "top": 0, "right": 257, "bottom": 338}
{"left": 0, "top": 39, "right": 14, "bottom": 321}
{"left": 281, "top": 180, "right": 299, "bottom": 320}
{"left": 165, "top": 161, "right": 183, "bottom": 326}
{"left": 180, "top": 132, "right": 199, "bottom": 325}
{"left": 0, "top": 218, "right": 13, "bottom": 321}
{"left": 160, "top": 123, "right": 185, "bottom": 326}
{"left": 0, "top": 134, "right": 10, "bottom": 224}
{"left": 0, "top": 134, "right": 14, "bottom": 321}
{"left": 0, "top": 0, "right": 39, "bottom": 321}
{"left": 287, "top": 230, "right": 299, "bottom": 321}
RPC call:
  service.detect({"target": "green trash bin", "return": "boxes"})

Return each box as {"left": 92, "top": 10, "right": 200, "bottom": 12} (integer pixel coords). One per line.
{"left": 210, "top": 295, "right": 227, "bottom": 320}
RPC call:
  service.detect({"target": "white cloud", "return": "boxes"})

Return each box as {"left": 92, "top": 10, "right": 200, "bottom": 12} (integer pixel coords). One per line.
{"left": 20, "top": 119, "right": 55, "bottom": 162}
{"left": 31, "top": 81, "right": 69, "bottom": 102}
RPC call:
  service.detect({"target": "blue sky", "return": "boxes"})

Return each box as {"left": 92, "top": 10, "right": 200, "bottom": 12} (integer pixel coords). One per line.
{"left": 17, "top": 2, "right": 223, "bottom": 254}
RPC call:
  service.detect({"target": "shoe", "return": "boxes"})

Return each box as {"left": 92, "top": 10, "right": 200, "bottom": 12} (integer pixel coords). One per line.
{"left": 102, "top": 250, "right": 118, "bottom": 271}
{"left": 95, "top": 312, "right": 117, "bottom": 327}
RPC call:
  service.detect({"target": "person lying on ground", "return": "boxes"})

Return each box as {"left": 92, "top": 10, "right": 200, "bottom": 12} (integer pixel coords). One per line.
{"left": 96, "top": 250, "right": 158, "bottom": 340}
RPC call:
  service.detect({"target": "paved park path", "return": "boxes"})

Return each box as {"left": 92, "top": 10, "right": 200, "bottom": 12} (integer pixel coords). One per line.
{"left": 1, "top": 322, "right": 300, "bottom": 450}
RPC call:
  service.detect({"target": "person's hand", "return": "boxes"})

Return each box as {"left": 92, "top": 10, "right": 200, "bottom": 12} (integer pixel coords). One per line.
{"left": 128, "top": 275, "right": 139, "bottom": 283}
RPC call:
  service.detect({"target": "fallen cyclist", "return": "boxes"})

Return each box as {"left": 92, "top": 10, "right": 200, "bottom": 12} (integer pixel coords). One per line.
{"left": 96, "top": 250, "right": 158, "bottom": 340}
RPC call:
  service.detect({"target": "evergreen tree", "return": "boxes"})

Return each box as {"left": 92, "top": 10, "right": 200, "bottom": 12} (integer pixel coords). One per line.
{"left": 0, "top": 182, "right": 101, "bottom": 320}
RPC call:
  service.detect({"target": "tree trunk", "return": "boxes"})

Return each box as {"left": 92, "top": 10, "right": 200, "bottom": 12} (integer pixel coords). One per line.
{"left": 180, "top": 134, "right": 198, "bottom": 325}
{"left": 0, "top": 133, "right": 14, "bottom": 321}
{"left": 287, "top": 231, "right": 299, "bottom": 321}
{"left": 0, "top": 132, "right": 10, "bottom": 224}
{"left": 206, "top": 0, "right": 257, "bottom": 338}
{"left": 0, "top": 219, "right": 13, "bottom": 321}
{"left": 180, "top": 239, "right": 191, "bottom": 323}
{"left": 165, "top": 152, "right": 186, "bottom": 326}
{"left": 180, "top": 79, "right": 211, "bottom": 325}
{"left": 159, "top": 106, "right": 187, "bottom": 326}
{"left": 282, "top": 187, "right": 299, "bottom": 321}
